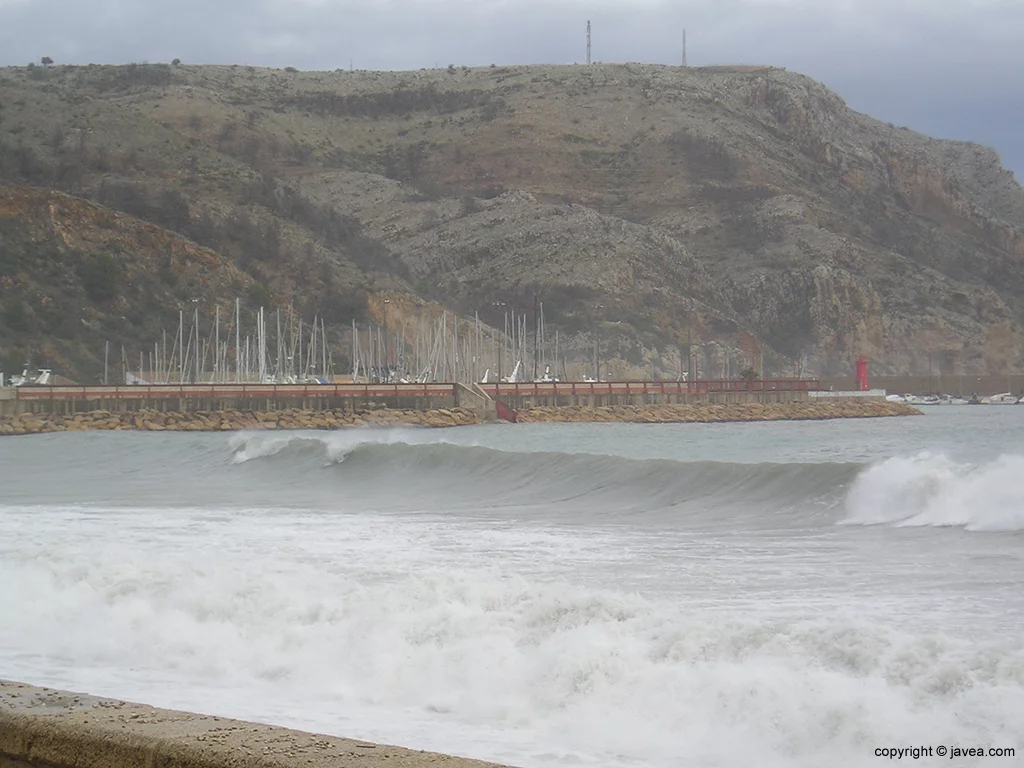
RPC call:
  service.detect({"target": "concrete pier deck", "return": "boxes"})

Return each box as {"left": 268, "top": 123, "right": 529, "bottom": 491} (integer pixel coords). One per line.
{"left": 0, "top": 680, "right": 513, "bottom": 768}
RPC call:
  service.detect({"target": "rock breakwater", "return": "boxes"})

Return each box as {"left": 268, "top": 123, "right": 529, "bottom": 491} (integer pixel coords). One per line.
{"left": 0, "top": 401, "right": 919, "bottom": 436}
{"left": 515, "top": 400, "right": 921, "bottom": 423}
{"left": 0, "top": 407, "right": 482, "bottom": 436}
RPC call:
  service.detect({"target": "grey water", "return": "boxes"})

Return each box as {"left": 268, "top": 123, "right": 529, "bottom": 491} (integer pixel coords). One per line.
{"left": 1, "top": 407, "right": 1022, "bottom": 767}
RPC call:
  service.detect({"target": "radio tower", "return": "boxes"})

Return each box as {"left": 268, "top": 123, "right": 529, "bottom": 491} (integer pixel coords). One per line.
{"left": 682, "top": 28, "right": 688, "bottom": 67}
{"left": 587, "top": 20, "right": 592, "bottom": 65}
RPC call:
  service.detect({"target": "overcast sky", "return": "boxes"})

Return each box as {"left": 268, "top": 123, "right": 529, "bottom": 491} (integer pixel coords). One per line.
{"left": 2, "top": 0, "right": 1022, "bottom": 177}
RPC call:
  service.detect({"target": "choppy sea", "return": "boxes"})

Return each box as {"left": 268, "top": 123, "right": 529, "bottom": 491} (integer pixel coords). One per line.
{"left": 2, "top": 407, "right": 1023, "bottom": 767}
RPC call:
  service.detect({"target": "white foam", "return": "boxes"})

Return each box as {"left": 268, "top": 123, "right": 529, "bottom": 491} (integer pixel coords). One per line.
{"left": 841, "top": 452, "right": 1024, "bottom": 531}
{"left": 1, "top": 503, "right": 1022, "bottom": 768}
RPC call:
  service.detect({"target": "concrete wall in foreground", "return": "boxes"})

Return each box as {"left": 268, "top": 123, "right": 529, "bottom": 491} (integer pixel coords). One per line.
{"left": 0, "top": 680, "right": 511, "bottom": 768}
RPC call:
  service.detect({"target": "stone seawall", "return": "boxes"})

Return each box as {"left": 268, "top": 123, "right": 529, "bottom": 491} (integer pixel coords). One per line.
{"left": 0, "top": 401, "right": 919, "bottom": 436}
{"left": 0, "top": 680, "right": 511, "bottom": 768}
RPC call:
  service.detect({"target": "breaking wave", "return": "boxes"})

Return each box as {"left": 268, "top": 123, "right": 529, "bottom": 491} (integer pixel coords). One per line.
{"left": 4, "top": 552, "right": 1023, "bottom": 768}
{"left": 841, "top": 452, "right": 1024, "bottom": 532}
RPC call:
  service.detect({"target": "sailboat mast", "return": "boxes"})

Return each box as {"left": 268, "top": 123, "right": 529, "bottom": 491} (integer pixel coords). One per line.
{"left": 214, "top": 306, "right": 220, "bottom": 382}
{"left": 235, "top": 298, "right": 241, "bottom": 383}
{"left": 276, "top": 309, "right": 283, "bottom": 382}
{"left": 177, "top": 310, "right": 184, "bottom": 384}
{"left": 194, "top": 307, "right": 200, "bottom": 382}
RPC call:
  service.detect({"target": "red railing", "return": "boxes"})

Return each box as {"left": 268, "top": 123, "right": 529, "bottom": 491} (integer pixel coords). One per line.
{"left": 14, "top": 379, "right": 820, "bottom": 401}
{"left": 14, "top": 383, "right": 459, "bottom": 401}
{"left": 479, "top": 379, "right": 820, "bottom": 398}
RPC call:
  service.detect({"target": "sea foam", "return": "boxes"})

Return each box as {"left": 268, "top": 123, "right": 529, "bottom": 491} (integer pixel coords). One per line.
{"left": 2, "top": 503, "right": 1022, "bottom": 768}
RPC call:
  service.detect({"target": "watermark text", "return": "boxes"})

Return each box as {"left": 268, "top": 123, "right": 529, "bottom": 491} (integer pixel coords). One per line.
{"left": 875, "top": 746, "right": 1015, "bottom": 760}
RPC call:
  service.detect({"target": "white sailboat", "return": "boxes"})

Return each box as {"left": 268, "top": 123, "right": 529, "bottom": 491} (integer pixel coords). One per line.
{"left": 6, "top": 367, "right": 52, "bottom": 387}
{"left": 534, "top": 365, "right": 559, "bottom": 383}
{"left": 502, "top": 360, "right": 523, "bottom": 383}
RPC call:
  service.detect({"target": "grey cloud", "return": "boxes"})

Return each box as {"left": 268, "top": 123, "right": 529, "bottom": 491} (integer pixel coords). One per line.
{"left": 1, "top": 0, "right": 1022, "bottom": 174}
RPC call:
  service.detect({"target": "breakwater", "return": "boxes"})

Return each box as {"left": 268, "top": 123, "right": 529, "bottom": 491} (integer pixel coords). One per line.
{"left": 0, "top": 400, "right": 918, "bottom": 436}
{"left": 0, "top": 680, "right": 510, "bottom": 768}
{"left": 516, "top": 401, "right": 920, "bottom": 422}
{"left": 0, "top": 406, "right": 482, "bottom": 435}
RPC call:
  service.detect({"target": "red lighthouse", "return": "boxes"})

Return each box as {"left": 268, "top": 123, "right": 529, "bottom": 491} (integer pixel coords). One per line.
{"left": 855, "top": 356, "right": 869, "bottom": 391}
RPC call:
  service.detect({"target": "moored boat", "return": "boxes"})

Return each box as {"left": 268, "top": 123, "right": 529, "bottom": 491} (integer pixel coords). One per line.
{"left": 980, "top": 392, "right": 1022, "bottom": 405}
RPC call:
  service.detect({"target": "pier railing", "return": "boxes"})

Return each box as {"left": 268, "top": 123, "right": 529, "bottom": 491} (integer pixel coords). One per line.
{"left": 12, "top": 379, "right": 820, "bottom": 401}
{"left": 13, "top": 383, "right": 459, "bottom": 401}
{"left": 478, "top": 378, "right": 820, "bottom": 398}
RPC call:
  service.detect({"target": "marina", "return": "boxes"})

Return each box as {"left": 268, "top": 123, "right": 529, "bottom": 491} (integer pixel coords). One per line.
{"left": 885, "top": 392, "right": 1022, "bottom": 405}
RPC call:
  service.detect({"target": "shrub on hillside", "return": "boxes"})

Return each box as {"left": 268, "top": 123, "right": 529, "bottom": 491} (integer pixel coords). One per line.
{"left": 86, "top": 63, "right": 173, "bottom": 92}
{"left": 1, "top": 298, "right": 30, "bottom": 331}
{"left": 94, "top": 178, "right": 151, "bottom": 220}
{"left": 667, "top": 128, "right": 737, "bottom": 181}
{"left": 78, "top": 252, "right": 120, "bottom": 303}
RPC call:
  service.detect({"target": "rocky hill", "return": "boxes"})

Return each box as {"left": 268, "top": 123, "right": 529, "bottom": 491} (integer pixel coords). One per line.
{"left": 1, "top": 60, "right": 1022, "bottom": 381}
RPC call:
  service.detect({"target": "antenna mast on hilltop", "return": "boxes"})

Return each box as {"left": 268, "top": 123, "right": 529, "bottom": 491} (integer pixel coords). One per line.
{"left": 587, "top": 20, "right": 592, "bottom": 65}
{"left": 682, "top": 28, "right": 688, "bottom": 67}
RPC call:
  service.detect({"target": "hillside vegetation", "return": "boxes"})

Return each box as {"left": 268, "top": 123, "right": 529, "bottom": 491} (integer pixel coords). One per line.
{"left": 1, "top": 61, "right": 1022, "bottom": 381}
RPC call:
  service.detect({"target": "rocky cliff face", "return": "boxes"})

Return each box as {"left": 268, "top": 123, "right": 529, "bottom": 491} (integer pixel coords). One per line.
{"left": 0, "top": 186, "right": 260, "bottom": 377}
{"left": 1, "top": 61, "right": 1022, "bottom": 380}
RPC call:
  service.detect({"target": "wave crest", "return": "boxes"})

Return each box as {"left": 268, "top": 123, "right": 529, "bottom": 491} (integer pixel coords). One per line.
{"left": 226, "top": 431, "right": 857, "bottom": 516}
{"left": 227, "top": 428, "right": 442, "bottom": 465}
